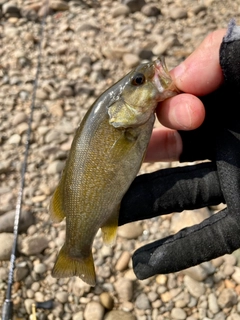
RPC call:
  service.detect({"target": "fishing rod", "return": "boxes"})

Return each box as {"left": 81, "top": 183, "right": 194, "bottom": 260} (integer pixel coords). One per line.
{"left": 1, "top": 8, "right": 47, "bottom": 320}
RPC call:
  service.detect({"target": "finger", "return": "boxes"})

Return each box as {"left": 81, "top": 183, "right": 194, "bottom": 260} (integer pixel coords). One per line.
{"left": 172, "top": 29, "right": 226, "bottom": 95}
{"left": 144, "top": 127, "right": 182, "bottom": 162}
{"left": 132, "top": 207, "right": 240, "bottom": 280}
{"left": 119, "top": 162, "right": 223, "bottom": 226}
{"left": 156, "top": 93, "right": 205, "bottom": 131}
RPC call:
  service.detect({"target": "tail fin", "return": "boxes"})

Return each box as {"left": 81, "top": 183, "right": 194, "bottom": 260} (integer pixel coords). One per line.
{"left": 52, "top": 244, "right": 96, "bottom": 286}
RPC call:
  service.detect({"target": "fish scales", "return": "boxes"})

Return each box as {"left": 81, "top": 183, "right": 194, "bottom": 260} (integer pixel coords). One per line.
{"left": 50, "top": 57, "right": 179, "bottom": 286}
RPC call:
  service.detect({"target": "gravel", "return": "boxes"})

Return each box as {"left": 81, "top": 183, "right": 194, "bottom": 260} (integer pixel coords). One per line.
{"left": 1, "top": 0, "right": 240, "bottom": 319}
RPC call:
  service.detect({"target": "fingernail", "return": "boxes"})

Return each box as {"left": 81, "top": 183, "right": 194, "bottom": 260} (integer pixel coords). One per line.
{"left": 172, "top": 63, "right": 186, "bottom": 80}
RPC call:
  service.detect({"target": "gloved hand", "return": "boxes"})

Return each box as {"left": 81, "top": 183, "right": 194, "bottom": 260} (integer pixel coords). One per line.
{"left": 119, "top": 20, "right": 240, "bottom": 280}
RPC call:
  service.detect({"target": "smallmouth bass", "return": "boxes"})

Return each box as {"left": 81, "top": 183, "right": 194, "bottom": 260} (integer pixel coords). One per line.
{"left": 50, "top": 57, "right": 179, "bottom": 286}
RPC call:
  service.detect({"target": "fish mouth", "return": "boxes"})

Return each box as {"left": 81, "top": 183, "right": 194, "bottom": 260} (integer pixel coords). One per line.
{"left": 153, "top": 57, "right": 180, "bottom": 99}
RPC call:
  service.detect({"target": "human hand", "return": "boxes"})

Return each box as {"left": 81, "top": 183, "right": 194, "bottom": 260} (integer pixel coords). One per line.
{"left": 119, "top": 20, "right": 240, "bottom": 280}
{"left": 145, "top": 28, "right": 225, "bottom": 162}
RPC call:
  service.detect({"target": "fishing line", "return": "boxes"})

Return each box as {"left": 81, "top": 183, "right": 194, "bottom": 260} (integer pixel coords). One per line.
{"left": 1, "top": 7, "right": 47, "bottom": 320}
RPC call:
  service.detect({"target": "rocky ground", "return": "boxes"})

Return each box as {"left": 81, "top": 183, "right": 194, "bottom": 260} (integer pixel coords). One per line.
{"left": 1, "top": 0, "right": 240, "bottom": 319}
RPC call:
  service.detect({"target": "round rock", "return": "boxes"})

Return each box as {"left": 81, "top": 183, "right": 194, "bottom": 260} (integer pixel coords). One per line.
{"left": 84, "top": 301, "right": 105, "bottom": 320}
{"left": 104, "top": 310, "right": 136, "bottom": 320}
{"left": 100, "top": 292, "right": 114, "bottom": 310}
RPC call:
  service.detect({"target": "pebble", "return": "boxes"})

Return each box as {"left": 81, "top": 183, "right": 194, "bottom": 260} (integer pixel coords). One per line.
{"left": 141, "top": 4, "right": 161, "bottom": 17}
{"left": 170, "top": 208, "right": 211, "bottom": 233}
{"left": 49, "top": 0, "right": 69, "bottom": 11}
{"left": 12, "top": 112, "right": 28, "bottom": 126}
{"left": 183, "top": 262, "right": 215, "bottom": 281}
{"left": 56, "top": 291, "right": 69, "bottom": 304}
{"left": 104, "top": 310, "right": 137, "bottom": 320}
{"left": 217, "top": 288, "right": 238, "bottom": 308}
{"left": 135, "top": 293, "right": 151, "bottom": 310}
{"left": 122, "top": 0, "right": 146, "bottom": 13}
{"left": 14, "top": 262, "right": 29, "bottom": 281}
{"left": 118, "top": 222, "right": 143, "bottom": 239}
{"left": 170, "top": 8, "right": 188, "bottom": 20}
{"left": 208, "top": 293, "right": 220, "bottom": 314}
{"left": 0, "top": 233, "right": 14, "bottom": 260}
{"left": 2, "top": 2, "right": 21, "bottom": 17}
{"left": 100, "top": 292, "right": 114, "bottom": 310}
{"left": 7, "top": 133, "right": 21, "bottom": 145}
{"left": 84, "top": 301, "right": 105, "bottom": 320}
{"left": 24, "top": 299, "right": 35, "bottom": 314}
{"left": 112, "top": 5, "right": 130, "bottom": 18}
{"left": 122, "top": 53, "right": 140, "bottom": 68}
{"left": 171, "top": 308, "right": 187, "bottom": 319}
{"left": 18, "top": 235, "right": 49, "bottom": 255}
{"left": 47, "top": 160, "right": 65, "bottom": 174}
{"left": 0, "top": 267, "right": 9, "bottom": 280}
{"left": 115, "top": 251, "right": 131, "bottom": 271}
{"left": 0, "top": 209, "right": 35, "bottom": 233}
{"left": 231, "top": 266, "right": 240, "bottom": 284}
{"left": 33, "top": 263, "right": 47, "bottom": 274}
{"left": 183, "top": 275, "right": 205, "bottom": 298}
{"left": 114, "top": 278, "right": 133, "bottom": 301}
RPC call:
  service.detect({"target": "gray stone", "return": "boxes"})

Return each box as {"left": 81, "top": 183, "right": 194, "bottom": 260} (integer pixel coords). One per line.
{"left": 231, "top": 266, "right": 240, "bottom": 284}
{"left": 0, "top": 160, "right": 12, "bottom": 174}
{"left": 118, "top": 222, "right": 143, "bottom": 239}
{"left": 170, "top": 8, "right": 188, "bottom": 20}
{"left": 227, "top": 315, "right": 240, "bottom": 320}
{"left": 49, "top": 0, "right": 69, "bottom": 11}
{"left": 0, "top": 267, "right": 8, "bottom": 280}
{"left": 24, "top": 299, "right": 35, "bottom": 314}
{"left": 84, "top": 301, "right": 105, "bottom": 320}
{"left": 14, "top": 262, "right": 29, "bottom": 281}
{"left": 223, "top": 254, "right": 237, "bottom": 266}
{"left": 184, "top": 275, "right": 205, "bottom": 298}
{"left": 114, "top": 278, "right": 133, "bottom": 301}
{"left": 171, "top": 208, "right": 211, "bottom": 233}
{"left": 47, "top": 160, "right": 65, "bottom": 174}
{"left": 12, "top": 112, "right": 28, "bottom": 126}
{"left": 34, "top": 263, "right": 47, "bottom": 274}
{"left": 18, "top": 235, "right": 48, "bottom": 255}
{"left": 217, "top": 288, "right": 237, "bottom": 309}
{"left": 141, "top": 4, "right": 161, "bottom": 17}
{"left": 135, "top": 293, "right": 151, "bottom": 310}
{"left": 112, "top": 5, "right": 130, "bottom": 18}
{"left": 73, "top": 311, "right": 84, "bottom": 320}
{"left": 122, "top": 0, "right": 146, "bottom": 13}
{"left": 171, "top": 308, "right": 187, "bottom": 320}
{"left": 191, "top": 5, "right": 207, "bottom": 15}
{"left": 56, "top": 291, "right": 69, "bottom": 304}
{"left": 0, "top": 233, "right": 14, "bottom": 260}
{"left": 2, "top": 2, "right": 21, "bottom": 17}
{"left": 122, "top": 53, "right": 140, "bottom": 68}
{"left": 208, "top": 293, "right": 219, "bottom": 314}
{"left": 0, "top": 210, "right": 35, "bottom": 233}
{"left": 104, "top": 310, "right": 136, "bottom": 320}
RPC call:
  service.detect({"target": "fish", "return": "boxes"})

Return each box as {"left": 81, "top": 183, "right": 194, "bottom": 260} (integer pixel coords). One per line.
{"left": 49, "top": 57, "right": 179, "bottom": 286}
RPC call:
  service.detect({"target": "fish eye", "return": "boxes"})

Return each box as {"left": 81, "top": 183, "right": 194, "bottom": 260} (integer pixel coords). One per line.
{"left": 132, "top": 73, "right": 146, "bottom": 86}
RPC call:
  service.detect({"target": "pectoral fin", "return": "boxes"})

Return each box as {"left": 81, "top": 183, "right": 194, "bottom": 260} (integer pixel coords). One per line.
{"left": 101, "top": 206, "right": 120, "bottom": 246}
{"left": 49, "top": 185, "right": 65, "bottom": 222}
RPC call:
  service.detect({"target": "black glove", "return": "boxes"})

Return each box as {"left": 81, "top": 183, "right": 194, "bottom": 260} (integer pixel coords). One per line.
{"left": 119, "top": 19, "right": 240, "bottom": 280}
